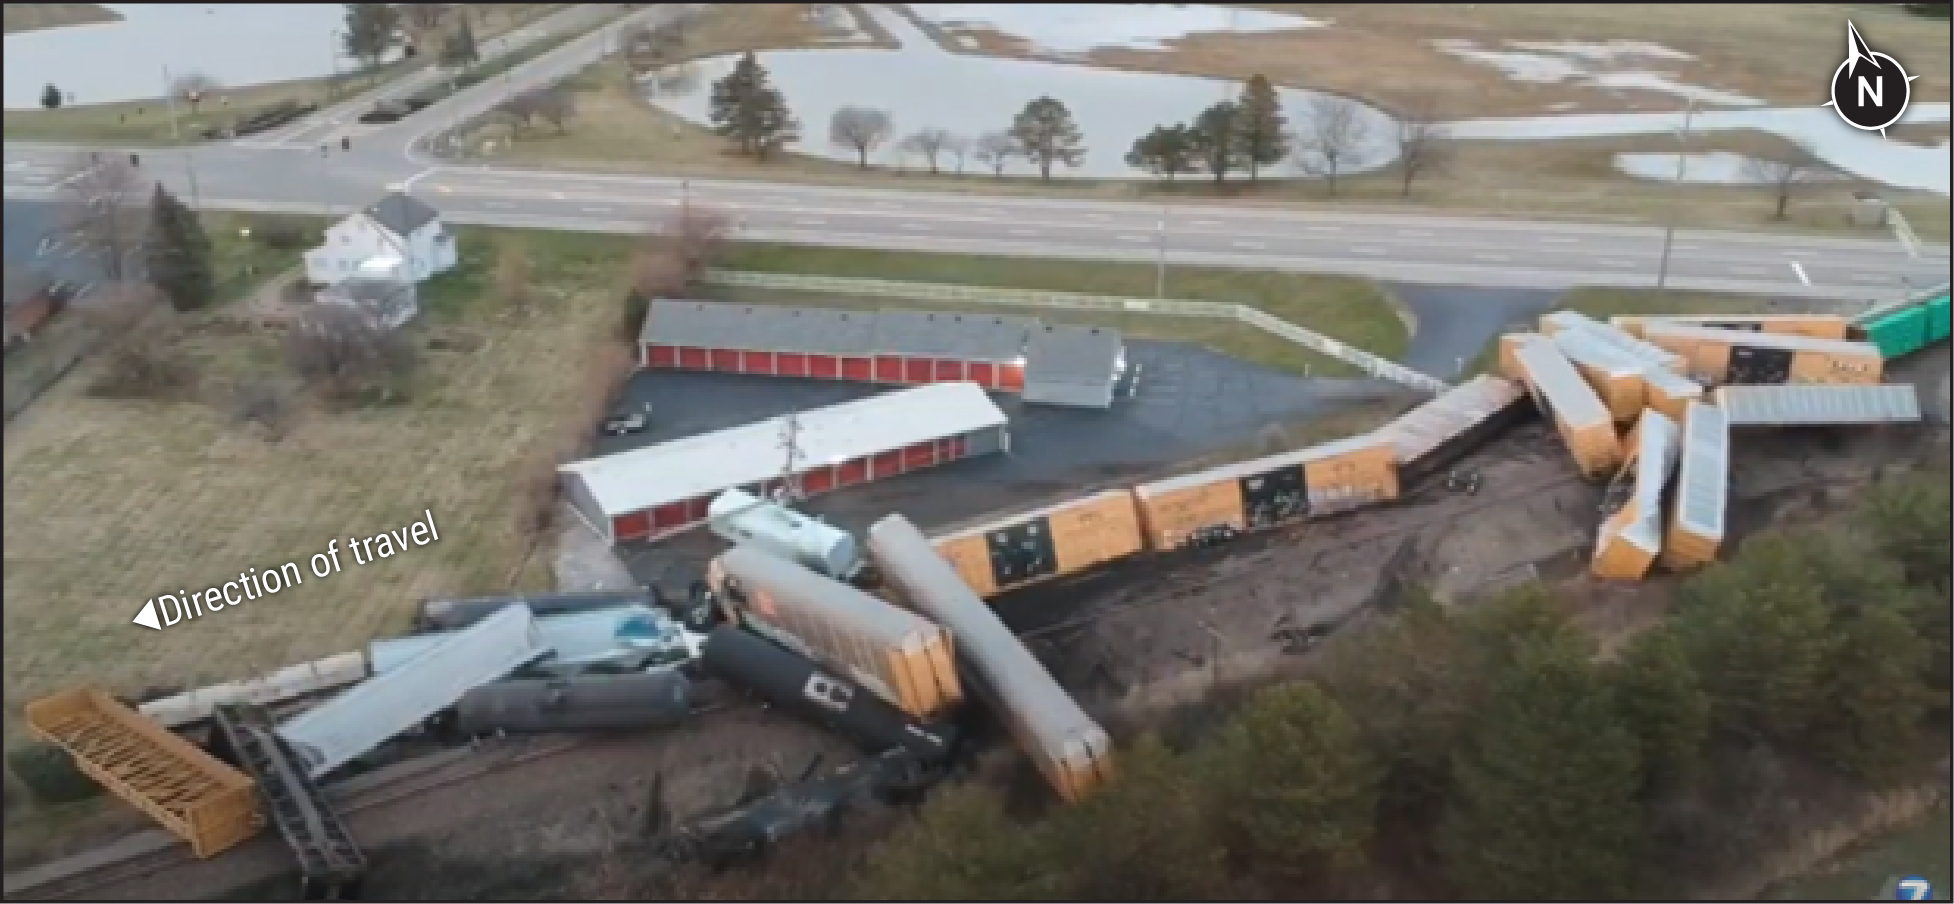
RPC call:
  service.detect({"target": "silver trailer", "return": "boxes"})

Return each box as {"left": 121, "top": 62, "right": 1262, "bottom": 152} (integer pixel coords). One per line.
{"left": 706, "top": 488, "right": 864, "bottom": 581}
{"left": 453, "top": 671, "right": 692, "bottom": 736}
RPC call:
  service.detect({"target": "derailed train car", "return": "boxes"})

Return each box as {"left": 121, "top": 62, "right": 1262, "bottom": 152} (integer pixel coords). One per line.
{"left": 1131, "top": 433, "right": 1400, "bottom": 550}
{"left": 1509, "top": 334, "right": 1623, "bottom": 479}
{"left": 1380, "top": 374, "right": 1530, "bottom": 485}
{"left": 931, "top": 490, "right": 1146, "bottom": 598}
{"left": 453, "top": 672, "right": 692, "bottom": 736}
{"left": 1663, "top": 402, "right": 1730, "bottom": 572}
{"left": 1591, "top": 409, "right": 1680, "bottom": 581}
{"left": 1640, "top": 322, "right": 1884, "bottom": 387}
{"left": 699, "top": 625, "right": 958, "bottom": 761}
{"left": 708, "top": 546, "right": 962, "bottom": 719}
{"left": 1612, "top": 314, "right": 1852, "bottom": 342}
{"left": 868, "top": 515, "right": 1114, "bottom": 804}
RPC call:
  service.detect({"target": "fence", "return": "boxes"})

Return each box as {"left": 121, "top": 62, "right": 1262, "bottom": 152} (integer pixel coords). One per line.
{"left": 702, "top": 270, "right": 1451, "bottom": 395}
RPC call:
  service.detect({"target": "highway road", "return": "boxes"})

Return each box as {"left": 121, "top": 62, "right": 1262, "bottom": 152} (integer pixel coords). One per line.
{"left": 3, "top": 1, "right": 1947, "bottom": 303}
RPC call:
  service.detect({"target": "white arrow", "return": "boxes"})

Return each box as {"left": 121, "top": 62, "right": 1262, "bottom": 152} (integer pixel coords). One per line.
{"left": 132, "top": 599, "right": 162, "bottom": 631}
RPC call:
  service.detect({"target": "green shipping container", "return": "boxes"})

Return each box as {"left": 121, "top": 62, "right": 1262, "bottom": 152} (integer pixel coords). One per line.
{"left": 1925, "top": 295, "right": 1951, "bottom": 344}
{"left": 1862, "top": 307, "right": 1928, "bottom": 358}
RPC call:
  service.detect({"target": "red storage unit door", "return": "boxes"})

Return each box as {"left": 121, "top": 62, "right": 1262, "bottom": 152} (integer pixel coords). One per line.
{"left": 651, "top": 502, "right": 692, "bottom": 530}
{"left": 741, "top": 351, "right": 776, "bottom": 375}
{"left": 801, "top": 466, "right": 835, "bottom": 494}
{"left": 709, "top": 349, "right": 742, "bottom": 372}
{"left": 870, "top": 450, "right": 904, "bottom": 478}
{"left": 685, "top": 496, "right": 712, "bottom": 522}
{"left": 904, "top": 358, "right": 935, "bottom": 384}
{"left": 902, "top": 441, "right": 937, "bottom": 470}
{"left": 967, "top": 361, "right": 996, "bottom": 389}
{"left": 678, "top": 347, "right": 710, "bottom": 370}
{"left": 875, "top": 356, "right": 907, "bottom": 384}
{"left": 933, "top": 359, "right": 965, "bottom": 382}
{"left": 646, "top": 344, "right": 677, "bottom": 368}
{"left": 935, "top": 436, "right": 965, "bottom": 461}
{"left": 777, "top": 352, "right": 809, "bottom": 378}
{"left": 999, "top": 363, "right": 1026, "bottom": 393}
{"left": 809, "top": 355, "right": 839, "bottom": 379}
{"left": 836, "top": 459, "right": 870, "bottom": 486}
{"left": 841, "top": 357, "right": 874, "bottom": 382}
{"left": 612, "top": 511, "right": 652, "bottom": 542}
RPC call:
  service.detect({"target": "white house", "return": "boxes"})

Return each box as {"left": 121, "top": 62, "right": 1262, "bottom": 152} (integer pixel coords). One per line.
{"left": 304, "top": 191, "right": 457, "bottom": 286}
{"left": 316, "top": 256, "right": 419, "bottom": 331}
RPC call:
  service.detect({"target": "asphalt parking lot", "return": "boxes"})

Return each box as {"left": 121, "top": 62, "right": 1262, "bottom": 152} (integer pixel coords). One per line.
{"left": 609, "top": 338, "right": 1415, "bottom": 588}
{"left": 1390, "top": 282, "right": 1563, "bottom": 381}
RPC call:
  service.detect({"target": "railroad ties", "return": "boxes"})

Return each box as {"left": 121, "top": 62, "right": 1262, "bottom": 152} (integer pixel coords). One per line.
{"left": 209, "top": 704, "right": 367, "bottom": 901}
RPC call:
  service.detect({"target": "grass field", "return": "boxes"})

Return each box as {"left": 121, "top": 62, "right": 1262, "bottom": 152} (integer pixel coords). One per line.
{"left": 1, "top": 3, "right": 115, "bottom": 35}
{"left": 1466, "top": 286, "right": 1788, "bottom": 374}
{"left": 1, "top": 4, "right": 567, "bottom": 145}
{"left": 469, "top": 4, "right": 1950, "bottom": 240}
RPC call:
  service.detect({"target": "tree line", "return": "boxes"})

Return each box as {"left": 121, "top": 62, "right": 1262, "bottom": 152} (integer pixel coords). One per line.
{"left": 828, "top": 468, "right": 1951, "bottom": 900}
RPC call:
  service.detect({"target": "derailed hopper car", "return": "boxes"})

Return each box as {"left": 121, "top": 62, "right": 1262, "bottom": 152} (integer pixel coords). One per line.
{"left": 708, "top": 546, "right": 962, "bottom": 719}
{"left": 932, "top": 490, "right": 1146, "bottom": 598}
{"left": 1511, "top": 335, "right": 1623, "bottom": 479}
{"left": 1381, "top": 374, "right": 1530, "bottom": 485}
{"left": 1132, "top": 433, "right": 1400, "bottom": 550}
{"left": 1592, "top": 409, "right": 1680, "bottom": 581}
{"left": 699, "top": 625, "right": 958, "bottom": 761}
{"left": 868, "top": 515, "right": 1114, "bottom": 804}
{"left": 1663, "top": 402, "right": 1729, "bottom": 571}
{"left": 1640, "top": 322, "right": 1884, "bottom": 387}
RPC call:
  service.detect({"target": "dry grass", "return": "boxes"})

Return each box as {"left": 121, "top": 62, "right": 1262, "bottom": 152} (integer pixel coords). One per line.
{"left": 470, "top": 5, "right": 1949, "bottom": 240}
{"left": 1, "top": 3, "right": 116, "bottom": 35}
{"left": 2, "top": 4, "right": 567, "bottom": 145}
{"left": 952, "top": 3, "right": 1954, "bottom": 117}
{"left": 0, "top": 228, "right": 633, "bottom": 737}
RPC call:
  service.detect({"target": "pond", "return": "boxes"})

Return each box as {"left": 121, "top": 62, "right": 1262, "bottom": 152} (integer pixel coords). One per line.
{"left": 641, "top": 5, "right": 1403, "bottom": 180}
{"left": 4, "top": 4, "right": 356, "bottom": 110}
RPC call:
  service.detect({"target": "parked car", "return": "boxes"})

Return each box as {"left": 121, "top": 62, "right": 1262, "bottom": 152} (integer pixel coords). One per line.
{"left": 602, "top": 403, "right": 653, "bottom": 437}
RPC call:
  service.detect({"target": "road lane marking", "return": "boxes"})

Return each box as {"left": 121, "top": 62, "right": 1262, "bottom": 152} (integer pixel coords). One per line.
{"left": 1086, "top": 213, "right": 1110, "bottom": 222}
{"left": 1304, "top": 225, "right": 1341, "bottom": 232}
{"left": 1472, "top": 252, "right": 1511, "bottom": 263}
{"left": 1118, "top": 234, "right": 1152, "bottom": 243}
{"left": 486, "top": 200, "right": 515, "bottom": 209}
{"left": 1672, "top": 243, "right": 1699, "bottom": 252}
{"left": 1191, "top": 219, "right": 1222, "bottom": 227}
{"left": 1599, "top": 258, "right": 1635, "bottom": 268}
{"left": 1350, "top": 246, "right": 1385, "bottom": 255}
{"left": 1789, "top": 261, "right": 1812, "bottom": 286}
{"left": 1850, "top": 273, "right": 1892, "bottom": 284}
{"left": 1397, "top": 229, "right": 1433, "bottom": 238}
{"left": 550, "top": 192, "right": 566, "bottom": 201}
{"left": 874, "top": 201, "right": 902, "bottom": 209}
{"left": 1729, "top": 265, "right": 1768, "bottom": 276}
{"left": 582, "top": 205, "right": 612, "bottom": 214}
{"left": 900, "top": 222, "right": 929, "bottom": 231}
{"left": 1233, "top": 240, "right": 1267, "bottom": 250}
{"left": 794, "top": 217, "right": 828, "bottom": 226}
{"left": 1008, "top": 228, "right": 1040, "bottom": 236}
{"left": 1542, "top": 236, "right": 1579, "bottom": 245}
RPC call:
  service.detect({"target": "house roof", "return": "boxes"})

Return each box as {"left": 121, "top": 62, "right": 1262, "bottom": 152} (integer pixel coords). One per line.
{"left": 363, "top": 192, "right": 442, "bottom": 238}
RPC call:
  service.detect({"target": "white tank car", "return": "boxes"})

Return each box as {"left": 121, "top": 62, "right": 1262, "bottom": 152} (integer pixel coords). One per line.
{"left": 707, "top": 489, "right": 863, "bottom": 581}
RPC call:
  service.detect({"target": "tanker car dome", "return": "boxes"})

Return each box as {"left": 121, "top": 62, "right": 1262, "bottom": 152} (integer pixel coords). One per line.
{"left": 706, "top": 489, "right": 863, "bottom": 580}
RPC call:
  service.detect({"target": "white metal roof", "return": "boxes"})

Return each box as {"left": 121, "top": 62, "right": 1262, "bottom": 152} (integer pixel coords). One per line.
{"left": 1714, "top": 384, "right": 1922, "bottom": 426}
{"left": 1674, "top": 402, "right": 1729, "bottom": 539}
{"left": 561, "top": 382, "right": 1008, "bottom": 516}
{"left": 1545, "top": 311, "right": 1684, "bottom": 370}
{"left": 1616, "top": 409, "right": 1679, "bottom": 553}
{"left": 1552, "top": 326, "right": 1647, "bottom": 377}
{"left": 1514, "top": 336, "right": 1612, "bottom": 430}
{"left": 1641, "top": 365, "right": 1703, "bottom": 400}
{"left": 1385, "top": 375, "right": 1528, "bottom": 464}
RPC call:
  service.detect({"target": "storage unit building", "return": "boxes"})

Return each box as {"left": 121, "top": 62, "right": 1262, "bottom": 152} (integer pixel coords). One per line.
{"left": 708, "top": 545, "right": 962, "bottom": 719}
{"left": 1612, "top": 314, "right": 1851, "bottom": 342}
{"left": 1021, "top": 323, "right": 1127, "bottom": 409}
{"left": 1133, "top": 432, "right": 1400, "bottom": 549}
{"left": 1592, "top": 409, "right": 1680, "bottom": 581}
{"left": 560, "top": 382, "right": 1010, "bottom": 543}
{"left": 1511, "top": 335, "right": 1623, "bottom": 479}
{"left": 1551, "top": 327, "right": 1650, "bottom": 423}
{"left": 1382, "top": 374, "right": 1530, "bottom": 483}
{"left": 933, "top": 490, "right": 1146, "bottom": 598}
{"left": 1663, "top": 402, "right": 1729, "bottom": 571}
{"left": 1713, "top": 383, "right": 1923, "bottom": 427}
{"left": 641, "top": 299, "right": 1039, "bottom": 394}
{"left": 1640, "top": 322, "right": 1884, "bottom": 387}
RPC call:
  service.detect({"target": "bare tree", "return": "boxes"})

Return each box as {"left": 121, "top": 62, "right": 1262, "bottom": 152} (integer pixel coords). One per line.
{"left": 77, "top": 283, "right": 197, "bottom": 401}
{"left": 1392, "top": 96, "right": 1451, "bottom": 198}
{"left": 631, "top": 205, "right": 734, "bottom": 335}
{"left": 900, "top": 128, "right": 957, "bottom": 175}
{"left": 619, "top": 10, "right": 697, "bottom": 72}
{"left": 54, "top": 155, "right": 150, "bottom": 283}
{"left": 1740, "top": 155, "right": 1823, "bottom": 220}
{"left": 399, "top": 2, "right": 449, "bottom": 30}
{"left": 1296, "top": 97, "right": 1372, "bottom": 197}
{"left": 943, "top": 133, "right": 971, "bottom": 175}
{"left": 496, "top": 92, "right": 541, "bottom": 133}
{"left": 829, "top": 106, "right": 893, "bottom": 169}
{"left": 169, "top": 71, "right": 220, "bottom": 112}
{"left": 284, "top": 303, "right": 419, "bottom": 407}
{"left": 494, "top": 234, "right": 533, "bottom": 317}
{"left": 531, "top": 84, "right": 577, "bottom": 134}
{"left": 972, "top": 132, "right": 1017, "bottom": 178}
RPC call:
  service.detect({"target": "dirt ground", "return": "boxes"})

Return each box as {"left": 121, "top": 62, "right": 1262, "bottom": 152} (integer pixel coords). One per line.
{"left": 467, "top": 4, "right": 1950, "bottom": 240}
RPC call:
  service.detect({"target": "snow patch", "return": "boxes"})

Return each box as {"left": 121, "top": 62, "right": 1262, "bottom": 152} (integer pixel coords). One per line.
{"left": 1431, "top": 38, "right": 1765, "bottom": 108}
{"left": 907, "top": 4, "right": 1328, "bottom": 58}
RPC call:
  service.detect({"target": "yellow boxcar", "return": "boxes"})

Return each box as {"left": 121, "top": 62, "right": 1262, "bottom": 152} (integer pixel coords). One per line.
{"left": 1551, "top": 327, "right": 1649, "bottom": 423}
{"left": 1512, "top": 335, "right": 1624, "bottom": 479}
{"left": 1612, "top": 314, "right": 1852, "bottom": 342}
{"left": 932, "top": 490, "right": 1146, "bottom": 598}
{"left": 25, "top": 688, "right": 262, "bottom": 859}
{"left": 1133, "top": 433, "right": 1400, "bottom": 549}
{"left": 1592, "top": 409, "right": 1680, "bottom": 580}
{"left": 1642, "top": 367, "right": 1704, "bottom": 422}
{"left": 1641, "top": 322, "right": 1884, "bottom": 386}
{"left": 1662, "top": 402, "right": 1729, "bottom": 571}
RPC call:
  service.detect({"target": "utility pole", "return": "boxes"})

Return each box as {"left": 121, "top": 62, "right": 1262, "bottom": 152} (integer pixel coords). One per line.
{"left": 161, "top": 66, "right": 182, "bottom": 141}
{"left": 1154, "top": 209, "right": 1168, "bottom": 299}
{"left": 775, "top": 409, "right": 804, "bottom": 503}
{"left": 1653, "top": 99, "right": 1697, "bottom": 292}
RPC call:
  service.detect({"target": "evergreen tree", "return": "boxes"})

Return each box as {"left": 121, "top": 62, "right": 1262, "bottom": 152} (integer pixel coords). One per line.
{"left": 1040, "top": 734, "right": 1229, "bottom": 900}
{"left": 1670, "top": 536, "right": 1833, "bottom": 744}
{"left": 853, "top": 782, "right": 1053, "bottom": 899}
{"left": 1807, "top": 603, "right": 1934, "bottom": 782}
{"left": 1438, "top": 643, "right": 1648, "bottom": 900}
{"left": 41, "top": 83, "right": 63, "bottom": 110}
{"left": 1235, "top": 73, "right": 1290, "bottom": 180}
{"left": 707, "top": 52, "right": 799, "bottom": 160}
{"left": 1197, "top": 681, "right": 1381, "bottom": 892}
{"left": 1609, "top": 626, "right": 1711, "bottom": 796}
{"left": 1124, "top": 124, "right": 1195, "bottom": 182}
{"left": 439, "top": 19, "right": 480, "bottom": 68}
{"left": 1007, "top": 96, "right": 1085, "bottom": 181}
{"left": 343, "top": 4, "right": 403, "bottom": 69}
{"left": 146, "top": 185, "right": 214, "bottom": 312}
{"left": 1188, "top": 101, "right": 1244, "bottom": 184}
